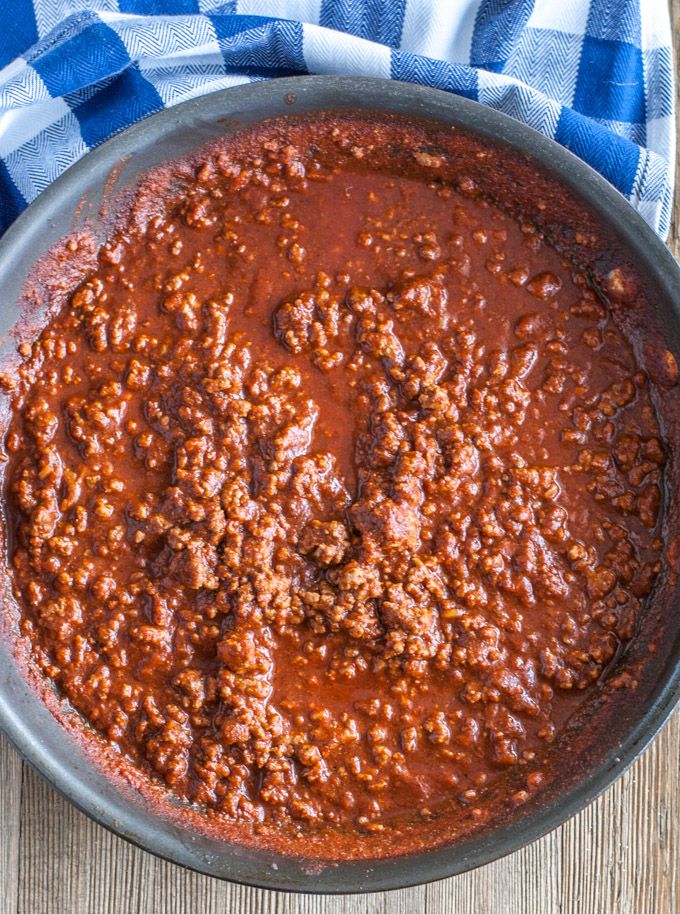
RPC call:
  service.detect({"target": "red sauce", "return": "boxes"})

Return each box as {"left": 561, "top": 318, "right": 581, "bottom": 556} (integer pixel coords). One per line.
{"left": 1, "top": 113, "right": 667, "bottom": 857}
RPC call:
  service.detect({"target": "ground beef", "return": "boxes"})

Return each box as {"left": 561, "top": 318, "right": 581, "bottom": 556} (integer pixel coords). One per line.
{"left": 2, "top": 114, "right": 665, "bottom": 845}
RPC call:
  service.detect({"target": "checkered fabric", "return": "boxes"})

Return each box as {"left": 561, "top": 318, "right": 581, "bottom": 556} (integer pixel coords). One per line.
{"left": 0, "top": 1, "right": 674, "bottom": 237}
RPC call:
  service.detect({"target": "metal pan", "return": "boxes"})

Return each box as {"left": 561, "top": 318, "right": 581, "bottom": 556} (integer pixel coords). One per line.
{"left": 0, "top": 75, "right": 678, "bottom": 893}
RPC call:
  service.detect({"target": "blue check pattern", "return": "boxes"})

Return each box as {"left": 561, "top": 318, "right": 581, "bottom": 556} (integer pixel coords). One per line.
{"left": 0, "top": 1, "right": 674, "bottom": 237}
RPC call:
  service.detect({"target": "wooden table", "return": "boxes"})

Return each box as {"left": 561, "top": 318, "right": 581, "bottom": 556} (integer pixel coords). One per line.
{"left": 1, "top": 4, "right": 678, "bottom": 911}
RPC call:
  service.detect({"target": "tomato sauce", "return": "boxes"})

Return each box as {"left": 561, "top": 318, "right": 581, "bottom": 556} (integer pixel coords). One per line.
{"left": 1, "top": 113, "right": 668, "bottom": 858}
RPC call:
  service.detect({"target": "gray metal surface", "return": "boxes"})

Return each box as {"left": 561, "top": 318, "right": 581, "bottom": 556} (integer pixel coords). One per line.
{"left": 0, "top": 75, "right": 678, "bottom": 893}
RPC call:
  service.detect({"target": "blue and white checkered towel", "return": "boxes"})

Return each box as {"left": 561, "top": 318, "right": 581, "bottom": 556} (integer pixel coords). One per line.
{"left": 0, "top": 1, "right": 675, "bottom": 238}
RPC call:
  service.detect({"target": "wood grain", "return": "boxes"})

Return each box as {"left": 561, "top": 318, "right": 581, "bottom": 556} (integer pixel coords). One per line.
{"left": 1, "top": 4, "right": 679, "bottom": 911}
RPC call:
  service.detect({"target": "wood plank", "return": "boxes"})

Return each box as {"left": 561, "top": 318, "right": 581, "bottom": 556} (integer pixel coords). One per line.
{"left": 0, "top": 735, "right": 22, "bottom": 914}
{"left": 426, "top": 829, "right": 561, "bottom": 914}
{"left": 559, "top": 715, "right": 680, "bottom": 914}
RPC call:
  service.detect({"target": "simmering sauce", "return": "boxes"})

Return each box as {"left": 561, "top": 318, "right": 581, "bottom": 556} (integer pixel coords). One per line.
{"left": 2, "top": 114, "right": 666, "bottom": 856}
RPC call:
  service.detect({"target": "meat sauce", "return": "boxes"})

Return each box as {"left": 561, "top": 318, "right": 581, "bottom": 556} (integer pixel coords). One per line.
{"left": 2, "top": 114, "right": 667, "bottom": 856}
